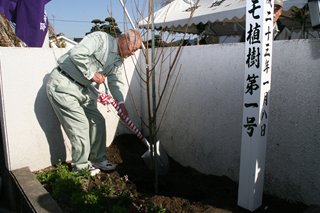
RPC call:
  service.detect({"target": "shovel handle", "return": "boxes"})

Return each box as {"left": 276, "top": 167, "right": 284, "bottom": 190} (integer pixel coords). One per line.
{"left": 97, "top": 92, "right": 147, "bottom": 143}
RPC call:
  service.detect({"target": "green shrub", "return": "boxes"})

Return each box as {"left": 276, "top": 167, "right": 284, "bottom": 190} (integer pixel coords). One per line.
{"left": 36, "top": 162, "right": 166, "bottom": 213}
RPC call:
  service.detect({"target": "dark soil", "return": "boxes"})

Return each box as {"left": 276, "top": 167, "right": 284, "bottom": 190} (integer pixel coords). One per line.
{"left": 105, "top": 134, "right": 309, "bottom": 213}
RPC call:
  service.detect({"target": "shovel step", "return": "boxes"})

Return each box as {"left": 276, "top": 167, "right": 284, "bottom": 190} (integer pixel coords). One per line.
{"left": 141, "top": 140, "right": 169, "bottom": 175}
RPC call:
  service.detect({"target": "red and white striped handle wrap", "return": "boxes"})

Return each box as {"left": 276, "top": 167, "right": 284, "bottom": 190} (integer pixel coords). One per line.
{"left": 98, "top": 93, "right": 145, "bottom": 141}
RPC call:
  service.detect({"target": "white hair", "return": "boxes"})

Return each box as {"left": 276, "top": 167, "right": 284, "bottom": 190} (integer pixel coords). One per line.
{"left": 121, "top": 29, "right": 141, "bottom": 48}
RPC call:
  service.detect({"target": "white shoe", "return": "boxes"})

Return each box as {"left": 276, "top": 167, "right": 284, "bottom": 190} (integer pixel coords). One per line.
{"left": 88, "top": 162, "right": 101, "bottom": 176}
{"left": 72, "top": 162, "right": 100, "bottom": 176}
{"left": 92, "top": 160, "right": 117, "bottom": 171}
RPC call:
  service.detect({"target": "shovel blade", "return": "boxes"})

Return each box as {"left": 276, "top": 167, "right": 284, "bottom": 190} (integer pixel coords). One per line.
{"left": 141, "top": 140, "right": 169, "bottom": 175}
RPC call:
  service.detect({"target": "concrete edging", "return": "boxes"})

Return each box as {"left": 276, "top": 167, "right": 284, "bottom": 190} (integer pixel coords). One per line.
{"left": 8, "top": 167, "right": 63, "bottom": 213}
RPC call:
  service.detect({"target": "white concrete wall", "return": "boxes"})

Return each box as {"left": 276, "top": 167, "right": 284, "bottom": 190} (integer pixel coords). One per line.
{"left": 149, "top": 43, "right": 244, "bottom": 179}
{"left": 139, "top": 39, "right": 320, "bottom": 206}
{"left": 0, "top": 38, "right": 319, "bottom": 206}
{"left": 0, "top": 47, "right": 141, "bottom": 172}
{"left": 265, "top": 39, "right": 320, "bottom": 205}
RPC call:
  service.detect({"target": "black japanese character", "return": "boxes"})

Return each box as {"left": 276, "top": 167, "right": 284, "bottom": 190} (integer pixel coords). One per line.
{"left": 261, "top": 109, "right": 268, "bottom": 120}
{"left": 244, "top": 116, "right": 257, "bottom": 137}
{"left": 248, "top": 0, "right": 261, "bottom": 19}
{"left": 245, "top": 103, "right": 259, "bottom": 108}
{"left": 264, "top": 43, "right": 271, "bottom": 57}
{"left": 261, "top": 124, "right": 266, "bottom": 136}
{"left": 265, "top": 26, "right": 272, "bottom": 41}
{"left": 263, "top": 59, "right": 271, "bottom": 73}
{"left": 245, "top": 74, "right": 260, "bottom": 95}
{"left": 266, "top": 10, "right": 272, "bottom": 22}
{"left": 246, "top": 23, "right": 261, "bottom": 44}
{"left": 246, "top": 47, "right": 261, "bottom": 68}
{"left": 263, "top": 92, "right": 269, "bottom": 106}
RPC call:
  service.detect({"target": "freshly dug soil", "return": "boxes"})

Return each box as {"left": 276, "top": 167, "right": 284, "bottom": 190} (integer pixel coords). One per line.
{"left": 105, "top": 134, "right": 308, "bottom": 213}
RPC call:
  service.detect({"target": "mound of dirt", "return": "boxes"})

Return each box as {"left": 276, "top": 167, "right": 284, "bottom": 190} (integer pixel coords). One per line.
{"left": 106, "top": 134, "right": 308, "bottom": 213}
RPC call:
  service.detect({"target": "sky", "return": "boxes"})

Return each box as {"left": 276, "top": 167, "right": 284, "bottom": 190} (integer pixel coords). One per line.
{"left": 45, "top": 0, "right": 163, "bottom": 39}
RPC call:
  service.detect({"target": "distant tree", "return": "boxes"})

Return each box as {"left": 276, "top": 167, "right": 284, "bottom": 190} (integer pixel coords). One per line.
{"left": 90, "top": 19, "right": 105, "bottom": 32}
{"left": 88, "top": 17, "right": 121, "bottom": 37}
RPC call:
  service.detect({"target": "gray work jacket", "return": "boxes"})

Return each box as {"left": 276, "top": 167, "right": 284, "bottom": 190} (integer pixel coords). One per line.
{"left": 57, "top": 31, "right": 127, "bottom": 103}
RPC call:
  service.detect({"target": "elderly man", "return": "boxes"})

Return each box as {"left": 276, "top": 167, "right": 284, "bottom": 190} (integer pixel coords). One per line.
{"left": 273, "top": 0, "right": 292, "bottom": 40}
{"left": 47, "top": 29, "right": 142, "bottom": 175}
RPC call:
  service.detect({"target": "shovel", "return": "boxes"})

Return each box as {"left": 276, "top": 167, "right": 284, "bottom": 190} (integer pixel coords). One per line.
{"left": 94, "top": 86, "right": 169, "bottom": 175}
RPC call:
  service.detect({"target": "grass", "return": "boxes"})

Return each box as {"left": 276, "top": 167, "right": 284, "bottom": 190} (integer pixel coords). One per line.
{"left": 35, "top": 162, "right": 166, "bottom": 213}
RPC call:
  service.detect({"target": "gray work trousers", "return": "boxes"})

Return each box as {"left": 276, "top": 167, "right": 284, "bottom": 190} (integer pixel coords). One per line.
{"left": 46, "top": 68, "right": 106, "bottom": 170}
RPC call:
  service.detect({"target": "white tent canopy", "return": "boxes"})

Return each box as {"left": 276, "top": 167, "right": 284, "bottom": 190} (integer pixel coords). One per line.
{"left": 139, "top": 0, "right": 309, "bottom": 36}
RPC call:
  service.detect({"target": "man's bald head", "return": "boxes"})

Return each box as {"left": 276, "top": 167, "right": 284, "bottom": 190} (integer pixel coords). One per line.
{"left": 118, "top": 29, "right": 142, "bottom": 58}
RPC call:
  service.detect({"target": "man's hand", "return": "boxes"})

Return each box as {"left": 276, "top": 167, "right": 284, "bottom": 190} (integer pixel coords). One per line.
{"left": 118, "top": 103, "right": 128, "bottom": 118}
{"left": 91, "top": 72, "right": 105, "bottom": 84}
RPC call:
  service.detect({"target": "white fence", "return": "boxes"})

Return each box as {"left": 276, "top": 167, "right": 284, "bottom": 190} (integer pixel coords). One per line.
{"left": 0, "top": 38, "right": 319, "bottom": 206}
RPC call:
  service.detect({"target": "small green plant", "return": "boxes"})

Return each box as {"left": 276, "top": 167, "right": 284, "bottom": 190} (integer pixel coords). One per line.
{"left": 36, "top": 162, "right": 166, "bottom": 213}
{"left": 36, "top": 167, "right": 57, "bottom": 183}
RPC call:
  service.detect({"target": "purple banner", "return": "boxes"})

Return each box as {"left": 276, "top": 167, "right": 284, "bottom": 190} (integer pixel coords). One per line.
{"left": 0, "top": 0, "right": 18, "bottom": 21}
{"left": 0, "top": 0, "right": 51, "bottom": 47}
